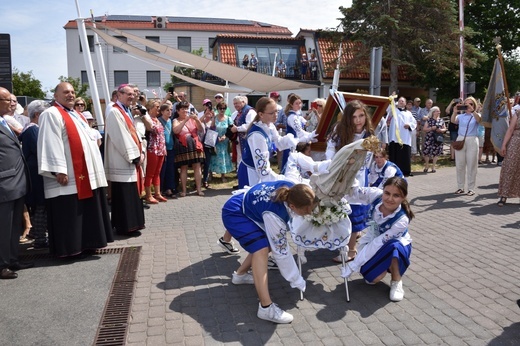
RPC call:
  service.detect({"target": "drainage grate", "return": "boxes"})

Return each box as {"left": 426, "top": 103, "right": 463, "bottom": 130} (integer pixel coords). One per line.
{"left": 93, "top": 246, "right": 141, "bottom": 346}
{"left": 20, "top": 246, "right": 141, "bottom": 345}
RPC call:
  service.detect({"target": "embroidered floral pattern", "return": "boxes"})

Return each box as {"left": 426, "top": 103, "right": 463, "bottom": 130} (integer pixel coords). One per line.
{"left": 269, "top": 226, "right": 289, "bottom": 255}
{"left": 254, "top": 148, "right": 269, "bottom": 176}
{"left": 251, "top": 183, "right": 277, "bottom": 205}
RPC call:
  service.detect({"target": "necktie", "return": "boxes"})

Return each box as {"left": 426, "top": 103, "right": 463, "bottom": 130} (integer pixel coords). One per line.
{"left": 0, "top": 117, "right": 15, "bottom": 137}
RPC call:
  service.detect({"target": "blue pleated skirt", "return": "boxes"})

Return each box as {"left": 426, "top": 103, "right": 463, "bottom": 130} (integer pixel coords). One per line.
{"left": 221, "top": 193, "right": 269, "bottom": 253}
{"left": 360, "top": 239, "right": 412, "bottom": 283}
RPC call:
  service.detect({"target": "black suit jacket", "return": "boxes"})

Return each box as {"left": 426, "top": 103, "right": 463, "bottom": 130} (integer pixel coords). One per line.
{"left": 0, "top": 123, "right": 29, "bottom": 203}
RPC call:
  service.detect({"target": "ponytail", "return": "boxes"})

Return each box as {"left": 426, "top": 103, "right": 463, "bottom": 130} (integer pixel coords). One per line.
{"left": 272, "top": 184, "right": 316, "bottom": 208}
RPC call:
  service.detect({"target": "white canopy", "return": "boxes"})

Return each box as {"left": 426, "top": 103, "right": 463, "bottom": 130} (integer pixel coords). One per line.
{"left": 90, "top": 26, "right": 249, "bottom": 94}
{"left": 91, "top": 23, "right": 318, "bottom": 93}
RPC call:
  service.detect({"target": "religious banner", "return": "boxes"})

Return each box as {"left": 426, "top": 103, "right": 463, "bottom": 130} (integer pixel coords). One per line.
{"left": 481, "top": 58, "right": 511, "bottom": 152}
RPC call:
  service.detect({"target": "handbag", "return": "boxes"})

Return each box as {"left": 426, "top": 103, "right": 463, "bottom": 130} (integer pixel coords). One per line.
{"left": 435, "top": 133, "right": 444, "bottom": 144}
{"left": 204, "top": 129, "right": 218, "bottom": 148}
{"left": 452, "top": 117, "right": 471, "bottom": 150}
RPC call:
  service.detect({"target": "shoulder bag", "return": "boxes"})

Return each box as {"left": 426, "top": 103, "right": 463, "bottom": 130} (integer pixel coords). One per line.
{"left": 452, "top": 117, "right": 471, "bottom": 150}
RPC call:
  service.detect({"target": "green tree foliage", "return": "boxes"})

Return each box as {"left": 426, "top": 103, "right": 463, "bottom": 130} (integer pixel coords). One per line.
{"left": 169, "top": 47, "right": 205, "bottom": 86}
{"left": 338, "top": 0, "right": 486, "bottom": 99}
{"left": 464, "top": 0, "right": 520, "bottom": 97}
{"left": 12, "top": 68, "right": 45, "bottom": 98}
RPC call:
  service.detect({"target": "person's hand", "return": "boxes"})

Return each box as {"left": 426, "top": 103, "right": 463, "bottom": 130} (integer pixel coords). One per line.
{"left": 56, "top": 173, "right": 68, "bottom": 186}
{"left": 230, "top": 125, "right": 238, "bottom": 133}
{"left": 501, "top": 145, "right": 507, "bottom": 157}
{"left": 340, "top": 263, "right": 354, "bottom": 279}
{"left": 309, "top": 130, "right": 318, "bottom": 143}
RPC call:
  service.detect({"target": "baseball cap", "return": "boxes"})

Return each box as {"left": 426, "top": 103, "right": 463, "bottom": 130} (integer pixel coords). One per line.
{"left": 203, "top": 99, "right": 211, "bottom": 105}
{"left": 214, "top": 93, "right": 224, "bottom": 99}
{"left": 269, "top": 91, "right": 280, "bottom": 98}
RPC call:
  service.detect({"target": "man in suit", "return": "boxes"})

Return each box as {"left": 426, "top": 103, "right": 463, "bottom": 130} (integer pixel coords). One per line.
{"left": 0, "top": 86, "right": 31, "bottom": 279}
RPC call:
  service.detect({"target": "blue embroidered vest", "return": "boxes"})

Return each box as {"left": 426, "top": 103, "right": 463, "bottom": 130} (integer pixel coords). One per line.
{"left": 242, "top": 124, "right": 271, "bottom": 169}
{"left": 243, "top": 180, "right": 294, "bottom": 227}
{"left": 368, "top": 197, "right": 408, "bottom": 236}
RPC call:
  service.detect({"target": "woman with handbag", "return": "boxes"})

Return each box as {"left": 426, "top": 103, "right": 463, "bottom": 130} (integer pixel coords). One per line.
{"left": 450, "top": 97, "right": 481, "bottom": 196}
{"left": 422, "top": 106, "right": 446, "bottom": 173}
{"left": 172, "top": 101, "right": 205, "bottom": 197}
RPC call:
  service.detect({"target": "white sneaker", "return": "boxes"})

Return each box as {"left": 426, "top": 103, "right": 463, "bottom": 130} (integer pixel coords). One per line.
{"left": 389, "top": 280, "right": 404, "bottom": 301}
{"left": 231, "top": 271, "right": 254, "bottom": 285}
{"left": 267, "top": 256, "right": 279, "bottom": 270}
{"left": 257, "top": 303, "right": 293, "bottom": 324}
{"left": 218, "top": 237, "right": 240, "bottom": 254}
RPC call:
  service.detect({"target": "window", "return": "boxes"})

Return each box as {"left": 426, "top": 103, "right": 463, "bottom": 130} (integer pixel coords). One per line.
{"left": 145, "top": 36, "right": 160, "bottom": 53}
{"left": 81, "top": 70, "right": 96, "bottom": 85}
{"left": 178, "top": 37, "right": 191, "bottom": 53}
{"left": 208, "top": 37, "right": 215, "bottom": 55}
{"left": 113, "top": 36, "right": 128, "bottom": 53}
{"left": 146, "top": 71, "right": 161, "bottom": 87}
{"left": 236, "top": 45, "right": 299, "bottom": 76}
{"left": 79, "top": 35, "right": 95, "bottom": 53}
{"left": 114, "top": 71, "right": 128, "bottom": 87}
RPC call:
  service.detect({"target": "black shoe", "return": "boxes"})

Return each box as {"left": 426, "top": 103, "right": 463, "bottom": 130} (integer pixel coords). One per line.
{"left": 142, "top": 202, "right": 150, "bottom": 209}
{"left": 33, "top": 241, "right": 49, "bottom": 249}
{"left": 9, "top": 261, "right": 35, "bottom": 271}
{"left": 0, "top": 268, "right": 18, "bottom": 279}
{"left": 232, "top": 185, "right": 239, "bottom": 190}
{"left": 125, "top": 230, "right": 142, "bottom": 238}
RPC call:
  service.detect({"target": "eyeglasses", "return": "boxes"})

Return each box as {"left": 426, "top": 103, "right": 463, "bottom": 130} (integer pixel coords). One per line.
{"left": 262, "top": 111, "right": 277, "bottom": 116}
{"left": 75, "top": 103, "right": 85, "bottom": 107}
{"left": 218, "top": 107, "right": 227, "bottom": 110}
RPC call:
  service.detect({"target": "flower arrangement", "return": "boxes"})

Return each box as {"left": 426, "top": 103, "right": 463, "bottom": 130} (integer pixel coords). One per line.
{"left": 303, "top": 198, "right": 351, "bottom": 227}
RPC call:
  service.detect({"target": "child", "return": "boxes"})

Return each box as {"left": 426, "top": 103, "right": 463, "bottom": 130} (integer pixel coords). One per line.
{"left": 368, "top": 148, "right": 403, "bottom": 189}
{"left": 342, "top": 177, "right": 414, "bottom": 302}
{"left": 222, "top": 180, "right": 317, "bottom": 323}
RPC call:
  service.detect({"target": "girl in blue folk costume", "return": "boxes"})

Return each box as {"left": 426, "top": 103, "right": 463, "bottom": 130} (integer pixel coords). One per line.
{"left": 237, "top": 97, "right": 300, "bottom": 189}
{"left": 279, "top": 94, "right": 318, "bottom": 174}
{"left": 326, "top": 100, "right": 375, "bottom": 262}
{"left": 341, "top": 177, "right": 414, "bottom": 302}
{"left": 222, "top": 181, "right": 318, "bottom": 323}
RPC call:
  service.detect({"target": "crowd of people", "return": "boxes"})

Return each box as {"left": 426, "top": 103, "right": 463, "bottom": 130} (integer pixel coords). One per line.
{"left": 2, "top": 84, "right": 518, "bottom": 329}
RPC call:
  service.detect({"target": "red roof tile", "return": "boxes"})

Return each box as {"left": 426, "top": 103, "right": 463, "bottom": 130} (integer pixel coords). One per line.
{"left": 64, "top": 17, "right": 292, "bottom": 35}
{"left": 317, "top": 37, "right": 411, "bottom": 81}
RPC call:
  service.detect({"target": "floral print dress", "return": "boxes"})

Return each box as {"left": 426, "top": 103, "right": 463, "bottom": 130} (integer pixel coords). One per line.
{"left": 422, "top": 117, "right": 444, "bottom": 157}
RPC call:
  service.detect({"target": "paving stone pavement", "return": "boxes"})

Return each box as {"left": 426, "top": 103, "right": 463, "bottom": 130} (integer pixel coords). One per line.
{"left": 109, "top": 163, "right": 520, "bottom": 345}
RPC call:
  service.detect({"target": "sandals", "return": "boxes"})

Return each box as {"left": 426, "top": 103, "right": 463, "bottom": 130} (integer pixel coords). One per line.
{"left": 497, "top": 197, "right": 507, "bottom": 207}
{"left": 431, "top": 169, "right": 436, "bottom": 173}
{"left": 467, "top": 190, "right": 475, "bottom": 196}
{"left": 332, "top": 249, "right": 357, "bottom": 263}
{"left": 154, "top": 195, "right": 168, "bottom": 202}
{"left": 423, "top": 168, "right": 428, "bottom": 173}
{"left": 145, "top": 196, "right": 159, "bottom": 204}
{"left": 203, "top": 182, "right": 210, "bottom": 188}
{"left": 454, "top": 189, "right": 465, "bottom": 194}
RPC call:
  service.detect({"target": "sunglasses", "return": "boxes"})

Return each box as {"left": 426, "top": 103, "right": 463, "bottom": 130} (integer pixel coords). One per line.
{"left": 75, "top": 103, "right": 85, "bottom": 107}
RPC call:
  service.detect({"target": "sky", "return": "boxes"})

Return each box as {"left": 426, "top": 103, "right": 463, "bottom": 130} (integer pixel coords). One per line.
{"left": 0, "top": 0, "right": 350, "bottom": 94}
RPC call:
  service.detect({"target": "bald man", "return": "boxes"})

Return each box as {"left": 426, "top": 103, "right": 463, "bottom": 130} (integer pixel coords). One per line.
{"left": 38, "top": 82, "right": 113, "bottom": 258}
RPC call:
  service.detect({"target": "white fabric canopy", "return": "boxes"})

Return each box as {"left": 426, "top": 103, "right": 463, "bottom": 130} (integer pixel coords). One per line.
{"left": 90, "top": 27, "right": 249, "bottom": 93}
{"left": 91, "top": 23, "right": 318, "bottom": 93}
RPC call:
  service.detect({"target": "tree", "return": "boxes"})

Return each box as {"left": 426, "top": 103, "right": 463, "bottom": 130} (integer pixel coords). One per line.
{"left": 463, "top": 0, "right": 520, "bottom": 97}
{"left": 338, "top": 0, "right": 485, "bottom": 98}
{"left": 12, "top": 68, "right": 45, "bottom": 98}
{"left": 168, "top": 47, "right": 205, "bottom": 86}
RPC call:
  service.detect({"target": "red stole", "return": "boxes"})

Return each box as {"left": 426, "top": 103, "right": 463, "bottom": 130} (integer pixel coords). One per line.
{"left": 113, "top": 103, "right": 144, "bottom": 195}
{"left": 55, "top": 106, "right": 93, "bottom": 200}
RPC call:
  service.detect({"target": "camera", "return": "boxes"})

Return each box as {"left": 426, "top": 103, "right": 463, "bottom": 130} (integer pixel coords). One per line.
{"left": 458, "top": 105, "right": 468, "bottom": 111}
{"left": 205, "top": 101, "right": 212, "bottom": 109}
{"left": 453, "top": 98, "right": 462, "bottom": 103}
{"left": 189, "top": 107, "right": 195, "bottom": 114}
{"left": 168, "top": 86, "right": 174, "bottom": 93}
{"left": 134, "top": 104, "right": 147, "bottom": 116}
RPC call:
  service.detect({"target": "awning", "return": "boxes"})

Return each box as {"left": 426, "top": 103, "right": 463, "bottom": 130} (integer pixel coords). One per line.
{"left": 91, "top": 23, "right": 318, "bottom": 93}
{"left": 90, "top": 26, "right": 249, "bottom": 93}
